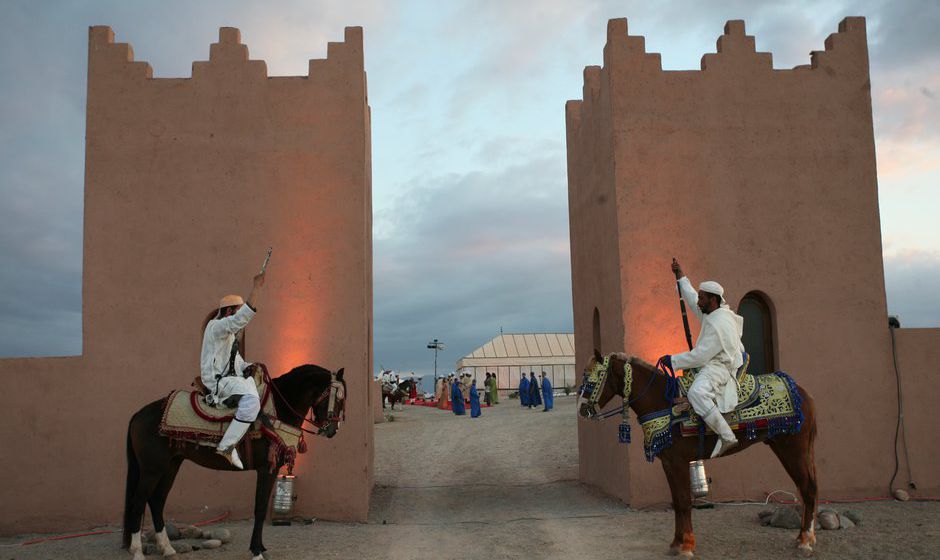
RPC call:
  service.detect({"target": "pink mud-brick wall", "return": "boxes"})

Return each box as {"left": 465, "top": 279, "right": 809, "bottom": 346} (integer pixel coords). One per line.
{"left": 0, "top": 25, "right": 374, "bottom": 534}
{"left": 567, "top": 17, "right": 939, "bottom": 507}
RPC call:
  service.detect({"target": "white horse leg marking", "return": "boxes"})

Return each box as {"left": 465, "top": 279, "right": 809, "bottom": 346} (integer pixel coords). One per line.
{"left": 154, "top": 528, "right": 176, "bottom": 556}
{"left": 129, "top": 531, "right": 144, "bottom": 560}
{"left": 797, "top": 520, "right": 815, "bottom": 556}
{"left": 251, "top": 555, "right": 265, "bottom": 560}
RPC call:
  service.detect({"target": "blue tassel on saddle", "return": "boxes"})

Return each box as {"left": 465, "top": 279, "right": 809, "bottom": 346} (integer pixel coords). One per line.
{"left": 619, "top": 421, "right": 631, "bottom": 444}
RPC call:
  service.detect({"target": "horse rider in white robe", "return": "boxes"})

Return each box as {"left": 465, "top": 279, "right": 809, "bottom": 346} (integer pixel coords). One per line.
{"left": 200, "top": 271, "right": 266, "bottom": 469}
{"left": 660, "top": 259, "right": 745, "bottom": 458}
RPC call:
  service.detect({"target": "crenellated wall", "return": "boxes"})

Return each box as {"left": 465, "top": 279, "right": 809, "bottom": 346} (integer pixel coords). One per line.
{"left": 567, "top": 17, "right": 939, "bottom": 507}
{"left": 0, "top": 25, "right": 374, "bottom": 534}
{"left": 566, "top": 63, "right": 630, "bottom": 502}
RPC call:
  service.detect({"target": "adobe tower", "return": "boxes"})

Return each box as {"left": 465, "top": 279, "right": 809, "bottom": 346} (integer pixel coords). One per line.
{"left": 567, "top": 18, "right": 938, "bottom": 506}
{"left": 0, "top": 25, "right": 374, "bottom": 533}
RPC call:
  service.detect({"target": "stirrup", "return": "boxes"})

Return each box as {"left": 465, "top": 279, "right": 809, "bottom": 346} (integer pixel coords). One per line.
{"left": 710, "top": 437, "right": 738, "bottom": 459}
{"left": 217, "top": 446, "right": 244, "bottom": 469}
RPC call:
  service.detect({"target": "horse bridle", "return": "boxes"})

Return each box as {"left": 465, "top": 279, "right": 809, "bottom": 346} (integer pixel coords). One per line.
{"left": 305, "top": 373, "right": 346, "bottom": 432}
{"left": 578, "top": 354, "right": 675, "bottom": 445}
{"left": 265, "top": 368, "right": 346, "bottom": 436}
{"left": 578, "top": 354, "right": 633, "bottom": 420}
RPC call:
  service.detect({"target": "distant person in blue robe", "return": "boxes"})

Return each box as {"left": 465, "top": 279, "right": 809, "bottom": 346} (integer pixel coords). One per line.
{"left": 469, "top": 380, "right": 482, "bottom": 418}
{"left": 519, "top": 374, "right": 530, "bottom": 407}
{"left": 451, "top": 379, "right": 466, "bottom": 415}
{"left": 541, "top": 372, "right": 553, "bottom": 412}
{"left": 528, "top": 372, "right": 542, "bottom": 407}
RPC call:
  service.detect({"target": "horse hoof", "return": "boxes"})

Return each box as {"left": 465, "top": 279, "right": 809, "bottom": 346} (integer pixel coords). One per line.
{"left": 797, "top": 543, "right": 814, "bottom": 557}
{"left": 678, "top": 551, "right": 694, "bottom": 559}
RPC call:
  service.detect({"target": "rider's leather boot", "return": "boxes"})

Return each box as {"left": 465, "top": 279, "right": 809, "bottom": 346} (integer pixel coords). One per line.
{"left": 217, "top": 418, "right": 252, "bottom": 469}
{"left": 702, "top": 408, "right": 738, "bottom": 458}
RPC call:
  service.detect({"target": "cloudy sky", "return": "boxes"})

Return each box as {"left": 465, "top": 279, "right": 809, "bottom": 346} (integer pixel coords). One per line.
{"left": 1, "top": 1, "right": 937, "bottom": 376}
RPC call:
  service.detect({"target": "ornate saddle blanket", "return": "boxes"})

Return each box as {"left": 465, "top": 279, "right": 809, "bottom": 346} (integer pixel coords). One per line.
{"left": 158, "top": 372, "right": 305, "bottom": 470}
{"left": 637, "top": 369, "right": 804, "bottom": 462}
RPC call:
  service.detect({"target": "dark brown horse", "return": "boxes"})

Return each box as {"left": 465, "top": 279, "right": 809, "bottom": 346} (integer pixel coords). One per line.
{"left": 578, "top": 351, "right": 818, "bottom": 558}
{"left": 123, "top": 364, "right": 346, "bottom": 560}
{"left": 383, "top": 379, "right": 415, "bottom": 410}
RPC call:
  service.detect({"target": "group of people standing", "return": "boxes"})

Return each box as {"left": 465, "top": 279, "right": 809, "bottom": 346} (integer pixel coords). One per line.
{"left": 433, "top": 372, "right": 500, "bottom": 418}
{"left": 433, "top": 371, "right": 554, "bottom": 415}
{"left": 519, "top": 371, "right": 553, "bottom": 412}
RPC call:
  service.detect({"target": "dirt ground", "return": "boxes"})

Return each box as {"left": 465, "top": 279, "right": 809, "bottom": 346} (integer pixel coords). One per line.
{"left": 4, "top": 395, "right": 938, "bottom": 559}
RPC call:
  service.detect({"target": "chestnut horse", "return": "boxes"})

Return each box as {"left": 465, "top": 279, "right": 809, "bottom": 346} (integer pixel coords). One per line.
{"left": 123, "top": 364, "right": 346, "bottom": 560}
{"left": 578, "top": 350, "right": 818, "bottom": 558}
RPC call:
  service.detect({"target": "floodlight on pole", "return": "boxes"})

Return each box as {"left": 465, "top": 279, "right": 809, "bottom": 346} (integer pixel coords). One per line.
{"left": 427, "top": 338, "right": 445, "bottom": 380}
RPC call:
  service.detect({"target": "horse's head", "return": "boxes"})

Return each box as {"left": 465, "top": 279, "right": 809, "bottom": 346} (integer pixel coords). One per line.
{"left": 394, "top": 379, "right": 411, "bottom": 397}
{"left": 312, "top": 368, "right": 346, "bottom": 438}
{"left": 578, "top": 349, "right": 626, "bottom": 419}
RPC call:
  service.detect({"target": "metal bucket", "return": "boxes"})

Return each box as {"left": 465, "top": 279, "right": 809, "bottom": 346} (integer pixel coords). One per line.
{"left": 689, "top": 460, "right": 709, "bottom": 498}
{"left": 272, "top": 474, "right": 295, "bottom": 524}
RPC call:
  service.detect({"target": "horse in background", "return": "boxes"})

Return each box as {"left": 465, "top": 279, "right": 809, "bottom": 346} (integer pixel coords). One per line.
{"left": 384, "top": 379, "right": 416, "bottom": 410}
{"left": 578, "top": 351, "right": 818, "bottom": 558}
{"left": 124, "top": 364, "right": 346, "bottom": 560}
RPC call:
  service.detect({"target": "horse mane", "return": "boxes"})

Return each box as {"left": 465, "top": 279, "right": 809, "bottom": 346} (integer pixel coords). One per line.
{"left": 273, "top": 364, "right": 333, "bottom": 395}
{"left": 608, "top": 352, "right": 656, "bottom": 371}
{"left": 627, "top": 354, "right": 657, "bottom": 371}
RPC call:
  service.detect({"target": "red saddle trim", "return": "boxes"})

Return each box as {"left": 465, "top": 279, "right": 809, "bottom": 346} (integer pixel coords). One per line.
{"left": 189, "top": 379, "right": 272, "bottom": 423}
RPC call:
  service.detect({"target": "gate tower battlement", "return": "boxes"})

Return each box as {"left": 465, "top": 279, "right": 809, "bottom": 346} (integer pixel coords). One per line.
{"left": 88, "top": 25, "right": 365, "bottom": 83}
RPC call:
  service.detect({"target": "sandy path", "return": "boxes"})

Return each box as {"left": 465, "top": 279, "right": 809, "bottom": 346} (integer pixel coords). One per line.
{"left": 373, "top": 394, "right": 579, "bottom": 488}
{"left": 6, "top": 396, "right": 939, "bottom": 559}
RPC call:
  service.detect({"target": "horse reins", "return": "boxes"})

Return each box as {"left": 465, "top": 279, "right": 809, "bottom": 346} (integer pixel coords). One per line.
{"left": 262, "top": 367, "right": 345, "bottom": 436}
{"left": 580, "top": 355, "right": 665, "bottom": 418}
{"left": 580, "top": 354, "right": 678, "bottom": 445}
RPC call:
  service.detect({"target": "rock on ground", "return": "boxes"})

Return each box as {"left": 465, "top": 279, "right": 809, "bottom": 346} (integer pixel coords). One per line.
{"left": 842, "top": 509, "right": 862, "bottom": 525}
{"left": 179, "top": 524, "right": 203, "bottom": 539}
{"left": 818, "top": 509, "right": 839, "bottom": 530}
{"left": 206, "top": 528, "right": 232, "bottom": 543}
{"left": 165, "top": 520, "right": 181, "bottom": 540}
{"left": 201, "top": 538, "right": 223, "bottom": 549}
{"left": 768, "top": 506, "right": 803, "bottom": 529}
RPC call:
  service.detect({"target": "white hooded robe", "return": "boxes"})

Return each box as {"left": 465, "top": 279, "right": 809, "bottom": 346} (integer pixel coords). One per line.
{"left": 670, "top": 276, "right": 745, "bottom": 413}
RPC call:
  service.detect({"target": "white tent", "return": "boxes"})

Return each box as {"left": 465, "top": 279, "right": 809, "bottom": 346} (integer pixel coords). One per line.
{"left": 455, "top": 333, "right": 576, "bottom": 394}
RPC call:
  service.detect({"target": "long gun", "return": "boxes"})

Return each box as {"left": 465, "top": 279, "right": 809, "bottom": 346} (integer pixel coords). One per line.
{"left": 674, "top": 257, "right": 693, "bottom": 351}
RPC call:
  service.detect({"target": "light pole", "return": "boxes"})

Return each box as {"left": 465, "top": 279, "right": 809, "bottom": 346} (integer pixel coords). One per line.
{"left": 427, "top": 338, "right": 445, "bottom": 382}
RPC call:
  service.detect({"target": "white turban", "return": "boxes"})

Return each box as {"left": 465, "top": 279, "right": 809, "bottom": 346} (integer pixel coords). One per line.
{"left": 699, "top": 281, "right": 726, "bottom": 303}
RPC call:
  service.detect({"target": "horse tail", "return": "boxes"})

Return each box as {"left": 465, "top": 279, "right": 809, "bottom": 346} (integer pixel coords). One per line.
{"left": 122, "top": 422, "right": 139, "bottom": 549}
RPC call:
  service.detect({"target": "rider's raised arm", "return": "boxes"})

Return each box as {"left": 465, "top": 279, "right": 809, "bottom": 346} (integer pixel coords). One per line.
{"left": 208, "top": 273, "right": 265, "bottom": 338}
{"left": 678, "top": 276, "right": 703, "bottom": 321}
{"left": 208, "top": 303, "right": 256, "bottom": 337}
{"left": 671, "top": 322, "right": 721, "bottom": 371}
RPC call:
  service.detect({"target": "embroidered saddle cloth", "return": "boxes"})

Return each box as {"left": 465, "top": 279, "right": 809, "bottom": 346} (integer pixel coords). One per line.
{"left": 158, "top": 370, "right": 304, "bottom": 469}
{"left": 160, "top": 387, "right": 273, "bottom": 446}
{"left": 675, "top": 371, "right": 800, "bottom": 438}
{"left": 636, "top": 368, "right": 804, "bottom": 462}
